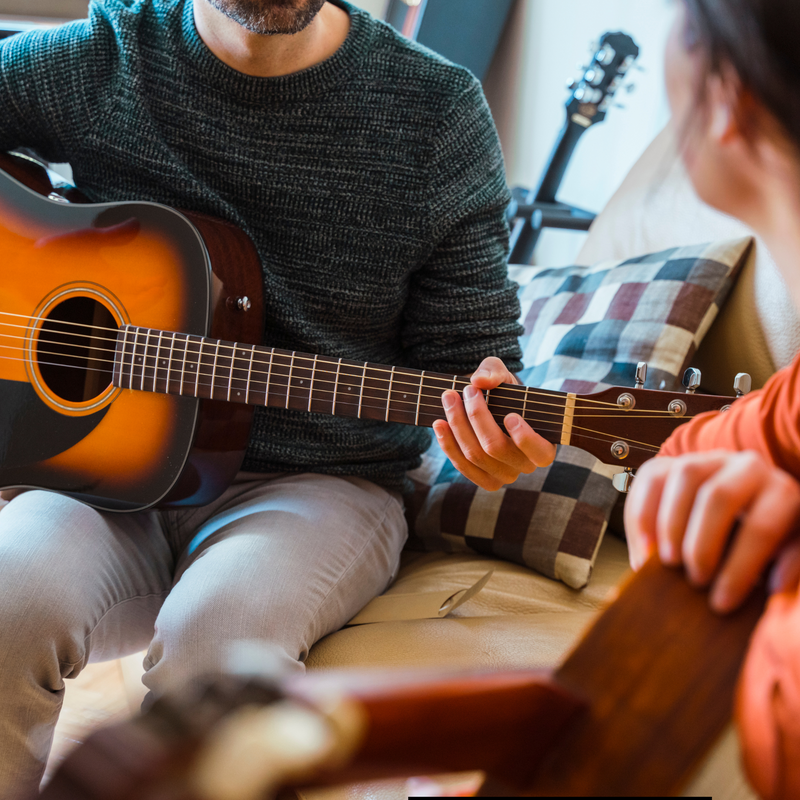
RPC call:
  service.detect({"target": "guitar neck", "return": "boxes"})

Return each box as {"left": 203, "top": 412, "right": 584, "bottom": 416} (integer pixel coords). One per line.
{"left": 534, "top": 117, "right": 588, "bottom": 204}
{"left": 112, "top": 325, "right": 569, "bottom": 445}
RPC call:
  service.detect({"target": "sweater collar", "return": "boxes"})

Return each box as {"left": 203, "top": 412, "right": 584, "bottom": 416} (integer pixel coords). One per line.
{"left": 180, "top": 0, "right": 372, "bottom": 102}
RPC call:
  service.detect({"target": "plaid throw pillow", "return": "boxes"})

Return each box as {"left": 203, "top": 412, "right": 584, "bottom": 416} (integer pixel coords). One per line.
{"left": 405, "top": 238, "right": 753, "bottom": 589}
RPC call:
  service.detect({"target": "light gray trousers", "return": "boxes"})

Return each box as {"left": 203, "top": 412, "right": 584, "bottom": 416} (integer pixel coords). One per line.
{"left": 0, "top": 472, "right": 407, "bottom": 798}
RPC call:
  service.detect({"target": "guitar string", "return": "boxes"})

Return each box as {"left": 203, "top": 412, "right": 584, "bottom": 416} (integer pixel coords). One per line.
{"left": 0, "top": 324, "right": 674, "bottom": 416}
{"left": 0, "top": 314, "right": 628, "bottom": 411}
{"left": 0, "top": 349, "right": 670, "bottom": 455}
{"left": 0, "top": 322, "right": 699, "bottom": 417}
{"left": 0, "top": 340, "right": 711, "bottom": 425}
{"left": 0, "top": 312, "right": 648, "bottom": 411}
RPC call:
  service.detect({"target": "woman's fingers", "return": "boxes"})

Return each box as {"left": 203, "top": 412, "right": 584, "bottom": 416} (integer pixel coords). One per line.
{"left": 709, "top": 469, "right": 800, "bottom": 612}
{"left": 624, "top": 457, "right": 671, "bottom": 570}
{"left": 655, "top": 450, "right": 733, "bottom": 566}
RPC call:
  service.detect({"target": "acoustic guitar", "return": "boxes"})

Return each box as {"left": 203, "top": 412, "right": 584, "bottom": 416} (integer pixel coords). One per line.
{"left": 0, "top": 152, "right": 731, "bottom": 511}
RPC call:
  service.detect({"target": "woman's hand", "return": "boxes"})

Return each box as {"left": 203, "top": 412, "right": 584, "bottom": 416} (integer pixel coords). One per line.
{"left": 625, "top": 449, "right": 800, "bottom": 613}
{"left": 433, "top": 356, "right": 557, "bottom": 491}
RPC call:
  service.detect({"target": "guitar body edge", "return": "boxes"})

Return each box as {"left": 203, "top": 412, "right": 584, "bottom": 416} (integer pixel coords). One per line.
{"left": 0, "top": 154, "right": 264, "bottom": 512}
{"left": 161, "top": 210, "right": 264, "bottom": 509}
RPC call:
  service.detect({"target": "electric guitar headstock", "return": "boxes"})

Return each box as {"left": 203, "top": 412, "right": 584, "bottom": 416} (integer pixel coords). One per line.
{"left": 565, "top": 31, "right": 640, "bottom": 129}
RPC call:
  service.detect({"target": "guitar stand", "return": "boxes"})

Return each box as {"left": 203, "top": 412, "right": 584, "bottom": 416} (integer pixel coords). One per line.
{"left": 507, "top": 191, "right": 596, "bottom": 265}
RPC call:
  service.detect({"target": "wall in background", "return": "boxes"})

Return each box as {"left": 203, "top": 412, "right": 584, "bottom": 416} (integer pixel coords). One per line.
{"left": 0, "top": 0, "right": 88, "bottom": 17}
{"left": 483, "top": 0, "right": 675, "bottom": 266}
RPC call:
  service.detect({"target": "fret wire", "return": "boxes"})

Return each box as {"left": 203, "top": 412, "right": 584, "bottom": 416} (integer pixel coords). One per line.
{"left": 141, "top": 329, "right": 153, "bottom": 392}
{"left": 415, "top": 370, "right": 426, "bottom": 426}
{"left": 119, "top": 326, "right": 132, "bottom": 389}
{"left": 129, "top": 327, "right": 138, "bottom": 390}
{"left": 357, "top": 362, "right": 366, "bottom": 419}
{"left": 265, "top": 347, "right": 274, "bottom": 405}
{"left": 154, "top": 330, "right": 164, "bottom": 393}
{"left": 193, "top": 337, "right": 201, "bottom": 397}
{"left": 227, "top": 343, "right": 236, "bottom": 402}
{"left": 168, "top": 332, "right": 177, "bottom": 394}
{"left": 386, "top": 366, "right": 395, "bottom": 422}
{"left": 178, "top": 334, "right": 187, "bottom": 395}
{"left": 210, "top": 339, "right": 221, "bottom": 401}
{"left": 308, "top": 355, "right": 318, "bottom": 413}
{"left": 285, "top": 351, "right": 296, "bottom": 409}
{"left": 332, "top": 357, "right": 342, "bottom": 415}
{"left": 245, "top": 345, "right": 255, "bottom": 404}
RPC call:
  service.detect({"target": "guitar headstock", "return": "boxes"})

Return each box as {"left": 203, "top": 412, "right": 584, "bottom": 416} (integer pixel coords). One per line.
{"left": 565, "top": 31, "right": 640, "bottom": 128}
{"left": 568, "top": 385, "right": 735, "bottom": 470}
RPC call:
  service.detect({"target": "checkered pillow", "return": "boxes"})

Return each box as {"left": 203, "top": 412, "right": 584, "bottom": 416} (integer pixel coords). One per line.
{"left": 404, "top": 238, "right": 752, "bottom": 589}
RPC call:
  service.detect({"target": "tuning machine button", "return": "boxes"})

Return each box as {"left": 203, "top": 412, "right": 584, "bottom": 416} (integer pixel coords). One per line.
{"left": 585, "top": 66, "right": 605, "bottom": 85}
{"left": 682, "top": 367, "right": 701, "bottom": 394}
{"left": 734, "top": 372, "right": 752, "bottom": 397}
{"left": 634, "top": 361, "right": 647, "bottom": 389}
{"left": 596, "top": 45, "right": 616, "bottom": 66}
{"left": 612, "top": 468, "right": 635, "bottom": 493}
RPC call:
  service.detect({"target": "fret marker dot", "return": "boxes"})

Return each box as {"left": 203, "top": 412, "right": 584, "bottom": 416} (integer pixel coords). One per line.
{"left": 403, "top": 394, "right": 407, "bottom": 399}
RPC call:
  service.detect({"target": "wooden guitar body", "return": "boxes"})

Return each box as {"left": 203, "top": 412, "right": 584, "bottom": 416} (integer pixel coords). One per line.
{"left": 0, "top": 154, "right": 264, "bottom": 511}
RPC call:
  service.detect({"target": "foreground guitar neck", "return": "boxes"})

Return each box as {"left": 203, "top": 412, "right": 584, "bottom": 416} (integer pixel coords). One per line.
{"left": 113, "top": 324, "right": 565, "bottom": 438}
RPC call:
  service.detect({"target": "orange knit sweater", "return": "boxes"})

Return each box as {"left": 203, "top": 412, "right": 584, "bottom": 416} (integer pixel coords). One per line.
{"left": 659, "top": 353, "right": 800, "bottom": 798}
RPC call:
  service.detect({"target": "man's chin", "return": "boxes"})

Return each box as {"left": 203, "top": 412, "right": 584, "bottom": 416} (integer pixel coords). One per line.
{"left": 205, "top": 0, "right": 327, "bottom": 35}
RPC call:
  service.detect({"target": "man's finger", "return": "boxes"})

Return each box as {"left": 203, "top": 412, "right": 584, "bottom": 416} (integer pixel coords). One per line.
{"left": 432, "top": 420, "right": 506, "bottom": 491}
{"left": 504, "top": 414, "right": 556, "bottom": 468}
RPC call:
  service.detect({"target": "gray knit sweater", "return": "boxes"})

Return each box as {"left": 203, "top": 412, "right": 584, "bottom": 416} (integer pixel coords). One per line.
{"left": 0, "top": 0, "right": 522, "bottom": 492}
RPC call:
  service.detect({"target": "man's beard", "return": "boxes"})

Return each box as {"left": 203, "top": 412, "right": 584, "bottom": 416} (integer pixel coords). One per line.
{"left": 205, "top": 0, "right": 327, "bottom": 35}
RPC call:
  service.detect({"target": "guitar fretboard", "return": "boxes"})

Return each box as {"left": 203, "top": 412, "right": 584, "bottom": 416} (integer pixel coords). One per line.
{"left": 112, "top": 325, "right": 569, "bottom": 442}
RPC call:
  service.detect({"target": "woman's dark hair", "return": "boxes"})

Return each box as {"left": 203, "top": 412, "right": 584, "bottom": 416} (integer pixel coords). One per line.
{"left": 683, "top": 0, "right": 800, "bottom": 150}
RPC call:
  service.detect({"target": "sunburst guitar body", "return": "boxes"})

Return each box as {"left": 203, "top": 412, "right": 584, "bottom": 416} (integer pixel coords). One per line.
{"left": 0, "top": 153, "right": 264, "bottom": 510}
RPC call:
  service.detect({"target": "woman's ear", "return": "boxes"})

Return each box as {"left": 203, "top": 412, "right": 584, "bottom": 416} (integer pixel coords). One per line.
{"left": 706, "top": 72, "right": 741, "bottom": 145}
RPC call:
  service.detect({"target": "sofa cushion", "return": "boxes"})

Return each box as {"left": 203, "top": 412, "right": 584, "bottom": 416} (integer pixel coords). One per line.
{"left": 404, "top": 238, "right": 751, "bottom": 590}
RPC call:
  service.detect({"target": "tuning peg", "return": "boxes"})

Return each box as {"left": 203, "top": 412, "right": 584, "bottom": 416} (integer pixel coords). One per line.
{"left": 634, "top": 361, "right": 647, "bottom": 389}
{"left": 612, "top": 468, "right": 635, "bottom": 494}
{"left": 682, "top": 367, "right": 702, "bottom": 394}
{"left": 566, "top": 78, "right": 578, "bottom": 91}
{"left": 733, "top": 372, "right": 752, "bottom": 397}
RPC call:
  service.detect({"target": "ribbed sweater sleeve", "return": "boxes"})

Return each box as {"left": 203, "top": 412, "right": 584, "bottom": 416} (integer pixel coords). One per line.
{"left": 0, "top": 14, "right": 113, "bottom": 162}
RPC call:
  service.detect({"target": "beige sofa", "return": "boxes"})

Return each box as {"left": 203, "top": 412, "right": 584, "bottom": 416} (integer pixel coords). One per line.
{"left": 300, "top": 123, "right": 800, "bottom": 799}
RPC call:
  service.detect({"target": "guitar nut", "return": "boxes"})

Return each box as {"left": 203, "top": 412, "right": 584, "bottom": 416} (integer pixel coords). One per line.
{"left": 668, "top": 399, "right": 687, "bottom": 417}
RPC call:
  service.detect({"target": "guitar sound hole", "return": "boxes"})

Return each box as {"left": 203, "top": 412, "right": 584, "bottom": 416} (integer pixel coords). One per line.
{"left": 37, "top": 297, "right": 119, "bottom": 403}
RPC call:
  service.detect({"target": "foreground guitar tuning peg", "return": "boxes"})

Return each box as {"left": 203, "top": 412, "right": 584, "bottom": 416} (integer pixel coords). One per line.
{"left": 734, "top": 372, "right": 752, "bottom": 397}
{"left": 634, "top": 361, "right": 647, "bottom": 389}
{"left": 612, "top": 468, "right": 634, "bottom": 493}
{"left": 682, "top": 368, "right": 702, "bottom": 394}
